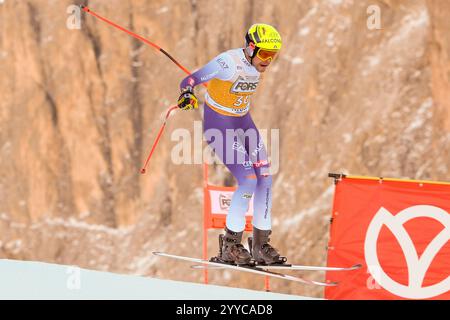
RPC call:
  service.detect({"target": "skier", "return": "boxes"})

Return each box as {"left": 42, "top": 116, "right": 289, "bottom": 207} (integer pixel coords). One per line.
{"left": 177, "top": 24, "right": 283, "bottom": 266}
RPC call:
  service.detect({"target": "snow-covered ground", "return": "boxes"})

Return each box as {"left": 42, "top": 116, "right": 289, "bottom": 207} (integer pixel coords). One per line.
{"left": 0, "top": 259, "right": 315, "bottom": 300}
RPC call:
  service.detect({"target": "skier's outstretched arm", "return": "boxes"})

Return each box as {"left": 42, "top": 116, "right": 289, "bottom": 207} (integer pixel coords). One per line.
{"left": 177, "top": 53, "right": 235, "bottom": 110}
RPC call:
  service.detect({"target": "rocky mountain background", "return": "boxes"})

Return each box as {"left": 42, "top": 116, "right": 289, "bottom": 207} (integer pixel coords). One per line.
{"left": 0, "top": 0, "right": 449, "bottom": 298}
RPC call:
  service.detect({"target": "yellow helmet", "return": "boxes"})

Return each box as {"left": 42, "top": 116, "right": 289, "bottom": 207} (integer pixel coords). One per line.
{"left": 245, "top": 23, "right": 282, "bottom": 51}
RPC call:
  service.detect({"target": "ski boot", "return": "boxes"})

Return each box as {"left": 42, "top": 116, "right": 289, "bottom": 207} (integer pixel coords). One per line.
{"left": 211, "top": 227, "right": 253, "bottom": 265}
{"left": 248, "top": 227, "right": 287, "bottom": 265}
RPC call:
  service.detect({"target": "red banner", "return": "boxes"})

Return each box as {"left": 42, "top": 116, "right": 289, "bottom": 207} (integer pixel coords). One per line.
{"left": 325, "top": 176, "right": 450, "bottom": 300}
{"left": 203, "top": 184, "right": 253, "bottom": 231}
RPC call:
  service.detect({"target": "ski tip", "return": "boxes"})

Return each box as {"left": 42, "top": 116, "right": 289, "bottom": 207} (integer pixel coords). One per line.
{"left": 352, "top": 264, "right": 363, "bottom": 270}
{"left": 152, "top": 251, "right": 163, "bottom": 256}
{"left": 327, "top": 281, "right": 339, "bottom": 286}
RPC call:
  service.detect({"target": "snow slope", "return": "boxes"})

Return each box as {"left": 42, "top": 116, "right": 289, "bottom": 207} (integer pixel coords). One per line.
{"left": 0, "top": 259, "right": 314, "bottom": 300}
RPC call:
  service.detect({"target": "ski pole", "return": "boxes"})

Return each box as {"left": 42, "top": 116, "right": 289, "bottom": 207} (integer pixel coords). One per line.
{"left": 80, "top": 5, "right": 207, "bottom": 88}
{"left": 81, "top": 6, "right": 206, "bottom": 174}
{"left": 140, "top": 105, "right": 178, "bottom": 174}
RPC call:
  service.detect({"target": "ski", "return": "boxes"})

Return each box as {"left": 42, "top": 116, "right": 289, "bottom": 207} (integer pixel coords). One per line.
{"left": 258, "top": 263, "right": 362, "bottom": 271}
{"left": 153, "top": 252, "right": 338, "bottom": 287}
{"left": 192, "top": 263, "right": 362, "bottom": 272}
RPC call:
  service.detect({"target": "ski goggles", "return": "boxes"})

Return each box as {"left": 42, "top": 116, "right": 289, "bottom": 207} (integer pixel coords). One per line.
{"left": 255, "top": 48, "right": 278, "bottom": 61}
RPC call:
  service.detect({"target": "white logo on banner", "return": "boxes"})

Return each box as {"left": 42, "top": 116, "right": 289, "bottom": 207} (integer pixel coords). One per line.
{"left": 364, "top": 205, "right": 450, "bottom": 299}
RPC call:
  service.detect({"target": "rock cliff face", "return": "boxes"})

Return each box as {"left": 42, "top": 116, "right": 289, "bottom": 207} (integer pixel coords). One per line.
{"left": 0, "top": 0, "right": 448, "bottom": 297}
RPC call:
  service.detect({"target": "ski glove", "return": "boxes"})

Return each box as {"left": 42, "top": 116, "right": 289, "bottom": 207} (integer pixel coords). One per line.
{"left": 177, "top": 87, "right": 198, "bottom": 110}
